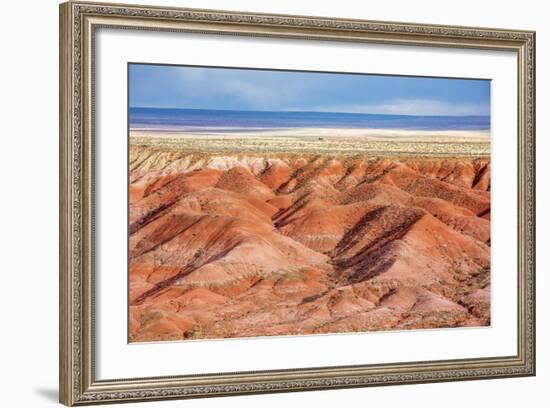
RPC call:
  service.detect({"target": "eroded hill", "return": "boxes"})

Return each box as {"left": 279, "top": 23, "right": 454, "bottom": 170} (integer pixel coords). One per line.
{"left": 129, "top": 146, "right": 491, "bottom": 342}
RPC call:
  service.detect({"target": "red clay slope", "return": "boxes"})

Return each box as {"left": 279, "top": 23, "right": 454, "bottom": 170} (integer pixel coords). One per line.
{"left": 129, "top": 147, "right": 491, "bottom": 342}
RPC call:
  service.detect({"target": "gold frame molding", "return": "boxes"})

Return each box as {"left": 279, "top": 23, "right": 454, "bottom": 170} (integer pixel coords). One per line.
{"left": 59, "top": 1, "right": 536, "bottom": 405}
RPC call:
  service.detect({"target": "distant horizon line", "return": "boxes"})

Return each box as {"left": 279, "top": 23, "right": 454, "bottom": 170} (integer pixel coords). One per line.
{"left": 129, "top": 106, "right": 490, "bottom": 118}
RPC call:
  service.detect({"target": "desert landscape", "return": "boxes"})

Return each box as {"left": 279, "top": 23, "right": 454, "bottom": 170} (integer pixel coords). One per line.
{"left": 128, "top": 62, "right": 492, "bottom": 342}
{"left": 128, "top": 135, "right": 491, "bottom": 342}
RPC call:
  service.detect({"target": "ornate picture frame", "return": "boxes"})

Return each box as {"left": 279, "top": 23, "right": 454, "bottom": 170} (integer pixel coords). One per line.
{"left": 59, "top": 1, "right": 535, "bottom": 405}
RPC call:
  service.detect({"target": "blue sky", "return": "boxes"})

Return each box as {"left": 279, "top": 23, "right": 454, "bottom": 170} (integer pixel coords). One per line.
{"left": 129, "top": 64, "right": 490, "bottom": 116}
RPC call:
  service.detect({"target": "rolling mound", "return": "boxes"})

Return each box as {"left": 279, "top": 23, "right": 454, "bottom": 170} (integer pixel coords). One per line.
{"left": 129, "top": 146, "right": 491, "bottom": 342}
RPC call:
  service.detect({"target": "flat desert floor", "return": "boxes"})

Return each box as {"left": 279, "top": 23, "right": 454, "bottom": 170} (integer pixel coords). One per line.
{"left": 128, "top": 135, "right": 491, "bottom": 342}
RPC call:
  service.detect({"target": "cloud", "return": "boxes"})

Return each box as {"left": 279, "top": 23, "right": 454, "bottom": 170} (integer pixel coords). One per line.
{"left": 133, "top": 64, "right": 490, "bottom": 116}
{"left": 175, "top": 70, "right": 298, "bottom": 109}
{"left": 221, "top": 80, "right": 293, "bottom": 107}
{"left": 176, "top": 68, "right": 207, "bottom": 81}
{"left": 312, "top": 99, "right": 489, "bottom": 116}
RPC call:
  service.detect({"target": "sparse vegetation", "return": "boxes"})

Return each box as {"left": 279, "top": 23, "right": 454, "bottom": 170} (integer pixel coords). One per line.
{"left": 130, "top": 134, "right": 490, "bottom": 157}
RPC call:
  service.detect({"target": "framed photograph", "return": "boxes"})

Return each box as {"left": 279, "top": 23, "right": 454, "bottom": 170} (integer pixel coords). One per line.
{"left": 59, "top": 1, "right": 536, "bottom": 405}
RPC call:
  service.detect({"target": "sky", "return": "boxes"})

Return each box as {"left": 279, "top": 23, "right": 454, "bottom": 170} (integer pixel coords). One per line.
{"left": 129, "top": 63, "right": 491, "bottom": 117}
